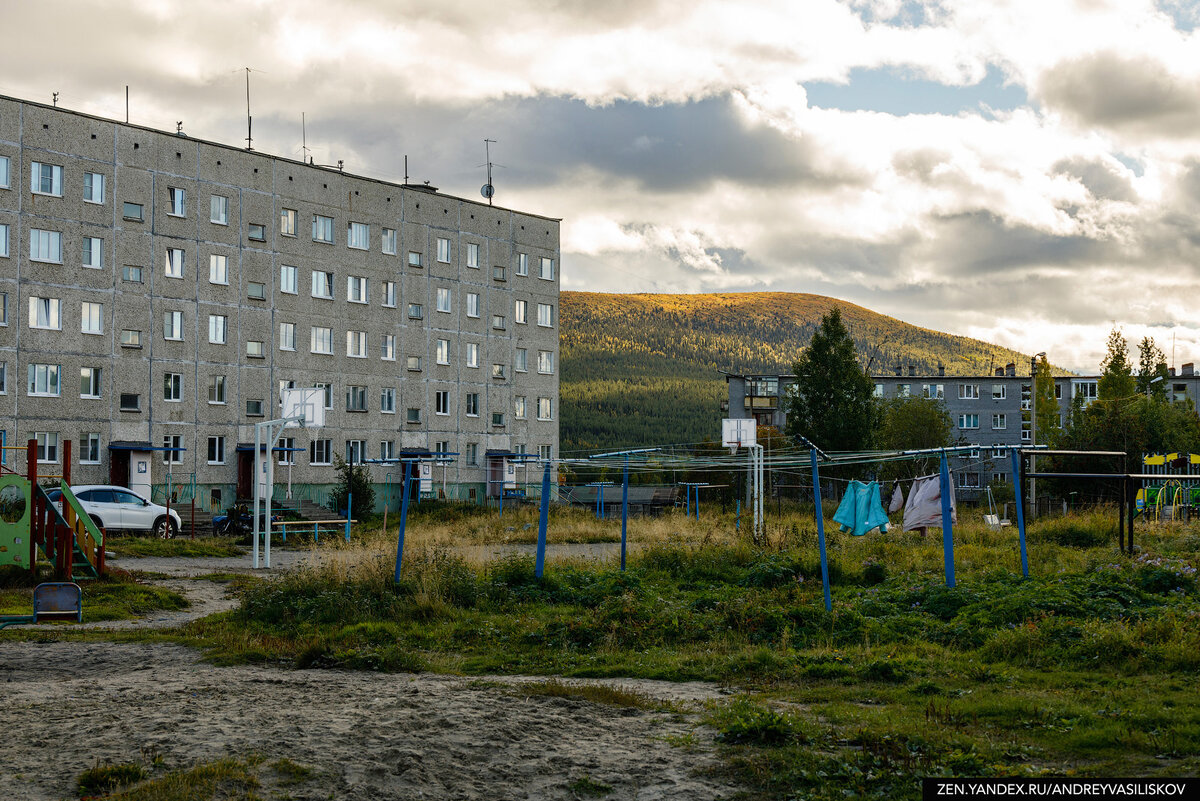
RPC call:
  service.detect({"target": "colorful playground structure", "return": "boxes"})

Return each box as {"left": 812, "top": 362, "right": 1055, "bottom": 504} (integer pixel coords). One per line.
{"left": 1136, "top": 453, "right": 1200, "bottom": 522}
{"left": 0, "top": 438, "right": 105, "bottom": 582}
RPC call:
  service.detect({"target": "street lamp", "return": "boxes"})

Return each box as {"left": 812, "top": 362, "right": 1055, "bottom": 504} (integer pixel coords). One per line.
{"left": 1030, "top": 352, "right": 1046, "bottom": 521}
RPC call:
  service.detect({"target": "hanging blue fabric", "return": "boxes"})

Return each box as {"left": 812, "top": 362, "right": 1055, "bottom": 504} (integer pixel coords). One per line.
{"left": 832, "top": 480, "right": 890, "bottom": 537}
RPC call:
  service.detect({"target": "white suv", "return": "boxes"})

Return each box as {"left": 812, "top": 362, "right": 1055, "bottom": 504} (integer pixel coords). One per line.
{"left": 48, "top": 485, "right": 182, "bottom": 538}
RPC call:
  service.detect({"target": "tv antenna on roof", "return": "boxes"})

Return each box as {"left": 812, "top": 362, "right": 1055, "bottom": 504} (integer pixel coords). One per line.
{"left": 480, "top": 139, "right": 502, "bottom": 205}
{"left": 238, "top": 66, "right": 262, "bottom": 151}
{"left": 301, "top": 112, "right": 310, "bottom": 163}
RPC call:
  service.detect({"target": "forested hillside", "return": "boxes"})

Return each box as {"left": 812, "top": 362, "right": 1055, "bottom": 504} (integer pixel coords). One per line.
{"left": 560, "top": 292, "right": 1032, "bottom": 453}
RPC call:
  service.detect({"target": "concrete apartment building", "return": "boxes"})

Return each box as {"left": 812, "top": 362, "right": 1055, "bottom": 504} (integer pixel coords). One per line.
{"left": 0, "top": 95, "right": 559, "bottom": 509}
{"left": 725, "top": 363, "right": 1200, "bottom": 493}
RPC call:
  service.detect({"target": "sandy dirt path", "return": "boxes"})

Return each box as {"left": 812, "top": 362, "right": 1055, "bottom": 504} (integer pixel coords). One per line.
{"left": 0, "top": 642, "right": 739, "bottom": 800}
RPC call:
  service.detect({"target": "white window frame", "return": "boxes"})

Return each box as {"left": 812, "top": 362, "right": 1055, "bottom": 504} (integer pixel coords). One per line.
{"left": 80, "top": 433, "right": 101, "bottom": 464}
{"left": 517, "top": 253, "right": 529, "bottom": 276}
{"left": 538, "top": 257, "right": 554, "bottom": 280}
{"left": 281, "top": 208, "right": 297, "bottom": 237}
{"left": 280, "top": 265, "right": 298, "bottom": 294}
{"left": 164, "top": 311, "right": 184, "bottom": 341}
{"left": 279, "top": 322, "right": 295, "bottom": 351}
{"left": 436, "top": 237, "right": 451, "bottom": 263}
{"left": 347, "top": 222, "right": 369, "bottom": 250}
{"left": 30, "top": 229, "right": 63, "bottom": 264}
{"left": 992, "top": 413, "right": 1006, "bottom": 430}
{"left": 466, "top": 242, "right": 480, "bottom": 268}
{"left": 538, "top": 350, "right": 554, "bottom": 374}
{"left": 382, "top": 228, "right": 397, "bottom": 255}
{"left": 466, "top": 343, "right": 479, "bottom": 368}
{"left": 31, "top": 162, "right": 63, "bottom": 197}
{"left": 208, "top": 315, "right": 227, "bottom": 345}
{"left": 311, "top": 326, "right": 333, "bottom": 355}
{"left": 82, "top": 236, "right": 103, "bottom": 269}
{"left": 28, "top": 297, "right": 61, "bottom": 330}
{"left": 347, "top": 275, "right": 368, "bottom": 304}
{"left": 958, "top": 384, "right": 980, "bottom": 400}
{"left": 958, "top": 413, "right": 979, "bottom": 430}
{"left": 311, "top": 439, "right": 333, "bottom": 466}
{"left": 164, "top": 372, "right": 183, "bottom": 402}
{"left": 208, "top": 375, "right": 227, "bottom": 405}
{"left": 381, "top": 334, "right": 395, "bottom": 361}
{"left": 313, "top": 214, "right": 334, "bottom": 243}
{"left": 436, "top": 287, "right": 452, "bottom": 313}
{"left": 435, "top": 390, "right": 450, "bottom": 416}
{"left": 312, "top": 270, "right": 334, "bottom": 299}
{"left": 537, "top": 303, "right": 554, "bottom": 327}
{"left": 84, "top": 172, "right": 105, "bottom": 204}
{"left": 537, "top": 397, "right": 553, "bottom": 421}
{"left": 346, "top": 330, "right": 367, "bottom": 358}
{"left": 0, "top": 223, "right": 8, "bottom": 258}
{"left": 346, "top": 385, "right": 368, "bottom": 412}
{"left": 79, "top": 366, "right": 102, "bottom": 399}
{"left": 465, "top": 392, "right": 480, "bottom": 417}
{"left": 436, "top": 339, "right": 450, "bottom": 365}
{"left": 466, "top": 292, "right": 480, "bottom": 318}
{"left": 382, "top": 281, "right": 396, "bottom": 308}
{"left": 35, "top": 432, "right": 59, "bottom": 463}
{"left": 168, "top": 187, "right": 186, "bottom": 217}
{"left": 380, "top": 387, "right": 396, "bottom": 414}
{"left": 0, "top": 155, "right": 9, "bottom": 189}
{"left": 210, "top": 194, "right": 229, "bottom": 225}
{"left": 80, "top": 302, "right": 104, "bottom": 335}
{"left": 992, "top": 384, "right": 1007, "bottom": 400}
{"left": 165, "top": 247, "right": 185, "bottom": 278}
{"left": 514, "top": 300, "right": 527, "bottom": 324}
{"left": 27, "top": 364, "right": 61, "bottom": 397}
{"left": 209, "top": 254, "right": 228, "bottom": 285}
{"left": 207, "top": 436, "right": 226, "bottom": 465}
{"left": 515, "top": 396, "right": 526, "bottom": 419}
{"left": 515, "top": 348, "right": 527, "bottom": 373}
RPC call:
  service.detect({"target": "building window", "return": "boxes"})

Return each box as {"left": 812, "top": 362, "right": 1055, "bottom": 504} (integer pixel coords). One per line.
{"left": 406, "top": 407, "right": 421, "bottom": 424}
{"left": 435, "top": 390, "right": 449, "bottom": 415}
{"left": 121, "top": 329, "right": 142, "bottom": 348}
{"left": 209, "top": 254, "right": 228, "bottom": 284}
{"left": 382, "top": 281, "right": 396, "bottom": 307}
{"left": 380, "top": 441, "right": 395, "bottom": 461}
{"left": 992, "top": 413, "right": 1007, "bottom": 430}
{"left": 492, "top": 315, "right": 506, "bottom": 330}
{"left": 281, "top": 208, "right": 297, "bottom": 236}
{"left": 210, "top": 194, "right": 228, "bottom": 224}
{"left": 465, "top": 443, "right": 479, "bottom": 466}
{"left": 958, "top": 413, "right": 979, "bottom": 429}
{"left": 208, "top": 315, "right": 227, "bottom": 345}
{"left": 207, "top": 436, "right": 226, "bottom": 465}
{"left": 959, "top": 384, "right": 980, "bottom": 400}
{"left": 311, "top": 439, "right": 332, "bottom": 465}
{"left": 311, "top": 326, "right": 333, "bottom": 355}
{"left": 79, "top": 236, "right": 103, "bottom": 269}
{"left": 959, "top": 472, "right": 981, "bottom": 489}
{"left": 348, "top": 275, "right": 368, "bottom": 304}
{"left": 246, "top": 399, "right": 264, "bottom": 417}
{"left": 436, "top": 339, "right": 450, "bottom": 365}
{"left": 164, "top": 373, "right": 182, "bottom": 402}
{"left": 1074, "top": 381, "right": 1098, "bottom": 399}
{"left": 165, "top": 247, "right": 184, "bottom": 278}
{"left": 992, "top": 384, "right": 1007, "bottom": 400}
{"left": 517, "top": 253, "right": 529, "bottom": 276}
{"left": 436, "top": 237, "right": 451, "bottom": 263}
{"left": 312, "top": 270, "right": 333, "bottom": 299}
{"left": 435, "top": 440, "right": 451, "bottom": 457}
{"left": 992, "top": 446, "right": 1007, "bottom": 458}
{"left": 347, "top": 330, "right": 367, "bottom": 358}
{"left": 122, "top": 201, "right": 144, "bottom": 222}
{"left": 279, "top": 265, "right": 297, "bottom": 294}
{"left": 0, "top": 155, "right": 8, "bottom": 189}
{"left": 208, "top": 375, "right": 227, "bottom": 404}
{"left": 312, "top": 214, "right": 334, "bottom": 243}
{"left": 168, "top": 187, "right": 186, "bottom": 217}
{"left": 539, "top": 257, "right": 554, "bottom": 280}
{"left": 79, "top": 367, "right": 102, "bottom": 399}
{"left": 81, "top": 302, "right": 104, "bottom": 335}
{"left": 403, "top": 303, "right": 422, "bottom": 320}
{"left": 247, "top": 340, "right": 264, "bottom": 358}
{"left": 30, "top": 229, "right": 63, "bottom": 263}
{"left": 276, "top": 437, "right": 296, "bottom": 465}
{"left": 83, "top": 172, "right": 105, "bottom": 204}
{"left": 28, "top": 364, "right": 60, "bottom": 396}
{"left": 0, "top": 224, "right": 8, "bottom": 257}
{"left": 28, "top": 297, "right": 61, "bottom": 330}
{"left": 515, "top": 396, "right": 526, "bottom": 419}
{"left": 466, "top": 242, "right": 480, "bottom": 268}
{"left": 538, "top": 445, "right": 552, "bottom": 461}
{"left": 466, "top": 292, "right": 480, "bottom": 318}
{"left": 537, "top": 397, "right": 553, "bottom": 420}
{"left": 35, "top": 432, "right": 59, "bottom": 463}
{"left": 80, "top": 433, "right": 101, "bottom": 464}
{"left": 347, "top": 222, "right": 369, "bottom": 250}
{"left": 279, "top": 322, "right": 295, "bottom": 351}
{"left": 0, "top": 361, "right": 5, "bottom": 393}
{"left": 382, "top": 228, "right": 397, "bottom": 255}
{"left": 407, "top": 356, "right": 421, "bottom": 371}
{"left": 492, "top": 265, "right": 506, "bottom": 282}
{"left": 346, "top": 440, "right": 368, "bottom": 465}
{"left": 381, "top": 335, "right": 395, "bottom": 361}
{"left": 514, "top": 300, "right": 527, "bottom": 324}
{"left": 31, "top": 162, "right": 63, "bottom": 196}
{"left": 536, "top": 350, "right": 554, "bottom": 374}
{"left": 465, "top": 392, "right": 480, "bottom": 416}
{"left": 346, "top": 385, "right": 367, "bottom": 412}
{"left": 515, "top": 348, "right": 527, "bottom": 372}
{"left": 992, "top": 472, "right": 1008, "bottom": 484}
{"left": 492, "top": 364, "right": 506, "bottom": 380}
{"left": 0, "top": 292, "right": 5, "bottom": 325}
{"left": 436, "top": 288, "right": 452, "bottom": 313}
{"left": 381, "top": 387, "right": 396, "bottom": 413}
{"left": 537, "top": 303, "right": 554, "bottom": 327}
{"left": 896, "top": 384, "right": 911, "bottom": 397}
{"left": 248, "top": 223, "right": 266, "bottom": 241}
{"left": 408, "top": 251, "right": 422, "bottom": 267}
{"left": 466, "top": 343, "right": 479, "bottom": 368}
{"left": 248, "top": 281, "right": 266, "bottom": 300}
{"left": 122, "top": 265, "right": 142, "bottom": 283}
{"left": 922, "top": 384, "right": 943, "bottom": 399}
{"left": 119, "top": 393, "right": 141, "bottom": 412}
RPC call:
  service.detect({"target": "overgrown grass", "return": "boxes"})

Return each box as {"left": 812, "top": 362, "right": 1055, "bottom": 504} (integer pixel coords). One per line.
{"left": 0, "top": 570, "right": 188, "bottom": 623}
{"left": 72, "top": 752, "right": 317, "bottom": 800}
{"left": 107, "top": 537, "right": 245, "bottom": 559}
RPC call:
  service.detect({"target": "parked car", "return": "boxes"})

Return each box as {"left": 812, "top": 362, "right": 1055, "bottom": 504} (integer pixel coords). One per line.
{"left": 46, "top": 485, "right": 182, "bottom": 538}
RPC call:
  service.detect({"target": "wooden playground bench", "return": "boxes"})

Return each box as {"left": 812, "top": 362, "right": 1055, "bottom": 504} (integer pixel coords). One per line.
{"left": 0, "top": 582, "right": 83, "bottom": 630}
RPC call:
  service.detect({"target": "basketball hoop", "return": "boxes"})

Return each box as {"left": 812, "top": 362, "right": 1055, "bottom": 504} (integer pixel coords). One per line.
{"left": 281, "top": 388, "right": 325, "bottom": 432}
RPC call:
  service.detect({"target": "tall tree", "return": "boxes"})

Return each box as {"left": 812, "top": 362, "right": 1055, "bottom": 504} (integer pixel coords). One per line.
{"left": 874, "top": 395, "right": 953, "bottom": 479}
{"left": 1034, "top": 355, "right": 1059, "bottom": 440}
{"left": 1098, "top": 328, "right": 1135, "bottom": 400}
{"left": 1136, "top": 336, "right": 1169, "bottom": 402}
{"left": 785, "top": 307, "right": 876, "bottom": 451}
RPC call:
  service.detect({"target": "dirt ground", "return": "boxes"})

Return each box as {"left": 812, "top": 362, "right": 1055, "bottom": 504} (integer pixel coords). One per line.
{"left": 0, "top": 554, "right": 744, "bottom": 800}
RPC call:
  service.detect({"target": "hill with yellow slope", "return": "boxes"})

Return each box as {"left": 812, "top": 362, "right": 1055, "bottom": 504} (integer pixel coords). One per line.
{"left": 560, "top": 292, "right": 1031, "bottom": 453}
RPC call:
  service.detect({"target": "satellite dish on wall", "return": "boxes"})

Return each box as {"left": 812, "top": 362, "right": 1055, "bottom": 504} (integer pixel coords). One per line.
{"left": 481, "top": 183, "right": 494, "bottom": 199}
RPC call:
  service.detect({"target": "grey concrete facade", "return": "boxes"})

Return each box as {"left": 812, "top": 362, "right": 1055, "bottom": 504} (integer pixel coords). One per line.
{"left": 0, "top": 95, "right": 559, "bottom": 504}
{"left": 725, "top": 365, "right": 1200, "bottom": 491}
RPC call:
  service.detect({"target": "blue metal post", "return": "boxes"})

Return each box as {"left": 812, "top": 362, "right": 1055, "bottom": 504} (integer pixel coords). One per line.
{"left": 393, "top": 460, "right": 412, "bottom": 583}
{"left": 599, "top": 484, "right": 605, "bottom": 520}
{"left": 940, "top": 450, "right": 956, "bottom": 587}
{"left": 536, "top": 462, "right": 551, "bottom": 578}
{"left": 1011, "top": 448, "right": 1029, "bottom": 578}
{"left": 736, "top": 499, "right": 740, "bottom": 532}
{"left": 620, "top": 456, "right": 629, "bottom": 571}
{"left": 810, "top": 450, "right": 832, "bottom": 612}
{"left": 345, "top": 488, "right": 352, "bottom": 542}
{"left": 684, "top": 485, "right": 690, "bottom": 517}
{"left": 694, "top": 486, "right": 700, "bottom": 520}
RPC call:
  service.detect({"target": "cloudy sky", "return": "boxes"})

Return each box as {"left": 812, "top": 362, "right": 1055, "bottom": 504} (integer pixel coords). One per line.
{"left": 5, "top": 0, "right": 1200, "bottom": 372}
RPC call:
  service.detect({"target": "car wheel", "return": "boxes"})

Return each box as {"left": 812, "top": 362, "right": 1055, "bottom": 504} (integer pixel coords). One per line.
{"left": 153, "top": 516, "right": 177, "bottom": 540}
{"left": 89, "top": 515, "right": 104, "bottom": 532}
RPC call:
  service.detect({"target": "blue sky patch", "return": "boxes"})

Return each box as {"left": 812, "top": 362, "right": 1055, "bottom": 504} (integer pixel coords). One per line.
{"left": 804, "top": 64, "right": 1029, "bottom": 116}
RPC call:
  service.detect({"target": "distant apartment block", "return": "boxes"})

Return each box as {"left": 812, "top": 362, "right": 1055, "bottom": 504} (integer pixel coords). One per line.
{"left": 0, "top": 95, "right": 559, "bottom": 507}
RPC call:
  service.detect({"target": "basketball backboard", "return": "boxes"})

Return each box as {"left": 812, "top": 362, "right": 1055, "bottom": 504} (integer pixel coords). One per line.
{"left": 281, "top": 388, "right": 325, "bottom": 429}
{"left": 722, "top": 418, "right": 756, "bottom": 451}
